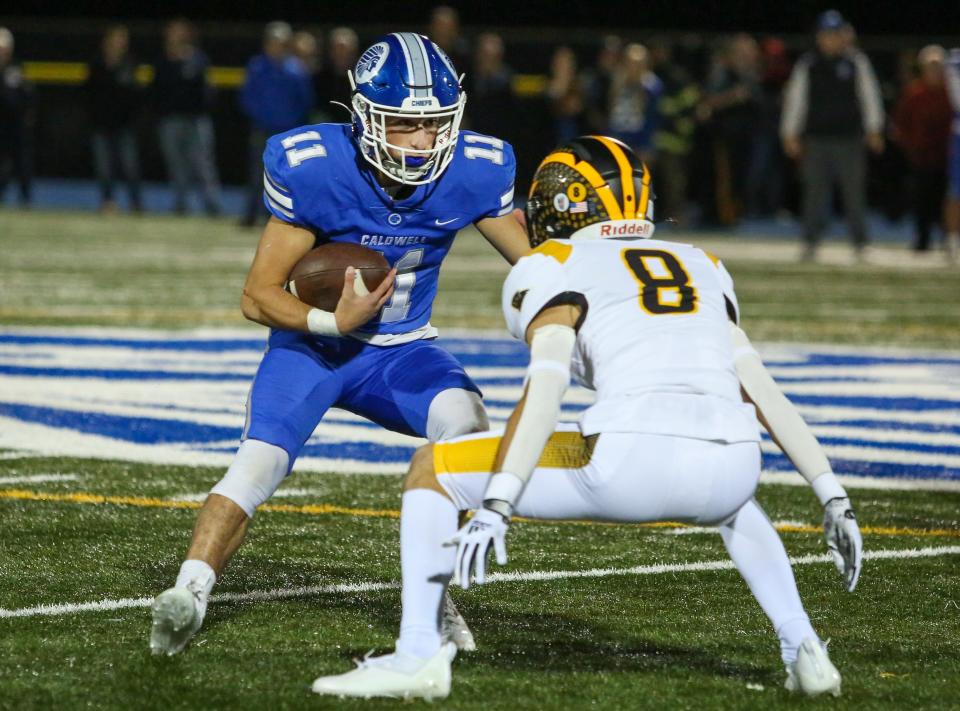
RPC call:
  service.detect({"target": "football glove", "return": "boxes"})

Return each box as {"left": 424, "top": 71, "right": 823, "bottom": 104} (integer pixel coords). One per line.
{"left": 823, "top": 497, "right": 862, "bottom": 592}
{"left": 446, "top": 507, "right": 509, "bottom": 590}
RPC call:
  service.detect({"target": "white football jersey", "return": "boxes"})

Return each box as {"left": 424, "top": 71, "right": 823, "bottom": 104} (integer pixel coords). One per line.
{"left": 501, "top": 237, "right": 760, "bottom": 443}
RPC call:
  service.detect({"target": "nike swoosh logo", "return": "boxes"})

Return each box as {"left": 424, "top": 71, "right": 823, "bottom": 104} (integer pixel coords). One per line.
{"left": 435, "top": 218, "right": 458, "bottom": 226}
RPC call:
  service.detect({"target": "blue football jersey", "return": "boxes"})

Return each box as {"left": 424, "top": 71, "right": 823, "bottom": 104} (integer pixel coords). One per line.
{"left": 262, "top": 124, "right": 516, "bottom": 339}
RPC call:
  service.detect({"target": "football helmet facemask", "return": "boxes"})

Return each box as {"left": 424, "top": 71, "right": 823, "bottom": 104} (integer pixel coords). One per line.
{"left": 524, "top": 135, "right": 655, "bottom": 247}
{"left": 349, "top": 32, "right": 466, "bottom": 185}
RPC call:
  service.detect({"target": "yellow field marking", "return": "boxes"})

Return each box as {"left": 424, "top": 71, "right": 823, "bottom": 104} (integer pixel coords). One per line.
{"left": 2, "top": 488, "right": 958, "bottom": 539}
{"left": 0, "top": 489, "right": 398, "bottom": 519}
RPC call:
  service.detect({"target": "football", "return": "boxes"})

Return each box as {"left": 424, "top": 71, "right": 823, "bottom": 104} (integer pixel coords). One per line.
{"left": 287, "top": 243, "right": 391, "bottom": 311}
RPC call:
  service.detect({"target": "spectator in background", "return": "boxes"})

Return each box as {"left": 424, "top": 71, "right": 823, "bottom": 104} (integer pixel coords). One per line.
{"left": 701, "top": 33, "right": 761, "bottom": 225}
{"left": 0, "top": 27, "right": 34, "bottom": 207}
{"left": 292, "top": 30, "right": 320, "bottom": 74}
{"left": 944, "top": 49, "right": 960, "bottom": 262}
{"left": 781, "top": 10, "right": 884, "bottom": 261}
{"left": 650, "top": 37, "right": 699, "bottom": 223}
{"left": 312, "top": 26, "right": 356, "bottom": 122}
{"left": 239, "top": 21, "right": 314, "bottom": 227}
{"left": 607, "top": 43, "right": 662, "bottom": 163}
{"left": 85, "top": 25, "right": 142, "bottom": 214}
{"left": 748, "top": 37, "right": 792, "bottom": 218}
{"left": 892, "top": 45, "right": 952, "bottom": 253}
{"left": 583, "top": 35, "right": 622, "bottom": 134}
{"left": 465, "top": 32, "right": 516, "bottom": 140}
{"left": 153, "top": 19, "right": 222, "bottom": 217}
{"left": 428, "top": 6, "right": 470, "bottom": 78}
{"left": 292, "top": 30, "right": 323, "bottom": 122}
{"left": 546, "top": 46, "right": 585, "bottom": 144}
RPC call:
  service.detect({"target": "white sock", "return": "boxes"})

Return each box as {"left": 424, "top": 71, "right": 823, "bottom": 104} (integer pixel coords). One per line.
{"left": 397, "top": 489, "right": 459, "bottom": 660}
{"left": 719, "top": 499, "right": 818, "bottom": 664}
{"left": 175, "top": 559, "right": 216, "bottom": 618}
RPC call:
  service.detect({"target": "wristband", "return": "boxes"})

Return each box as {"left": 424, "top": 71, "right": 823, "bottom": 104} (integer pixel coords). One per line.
{"left": 484, "top": 471, "right": 525, "bottom": 509}
{"left": 482, "top": 499, "right": 513, "bottom": 520}
{"left": 811, "top": 471, "right": 848, "bottom": 507}
{"left": 307, "top": 308, "right": 341, "bottom": 336}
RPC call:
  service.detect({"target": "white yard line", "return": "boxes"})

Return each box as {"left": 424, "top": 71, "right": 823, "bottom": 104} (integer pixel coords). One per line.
{"left": 1, "top": 545, "right": 956, "bottom": 620}
{"left": 172, "top": 487, "right": 328, "bottom": 503}
{"left": 0, "top": 474, "right": 78, "bottom": 484}
{"left": 664, "top": 519, "right": 809, "bottom": 536}
{"left": 759, "top": 440, "right": 960, "bottom": 468}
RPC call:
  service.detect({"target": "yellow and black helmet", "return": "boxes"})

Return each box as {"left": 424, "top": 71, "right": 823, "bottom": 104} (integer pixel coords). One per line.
{"left": 524, "top": 135, "right": 654, "bottom": 247}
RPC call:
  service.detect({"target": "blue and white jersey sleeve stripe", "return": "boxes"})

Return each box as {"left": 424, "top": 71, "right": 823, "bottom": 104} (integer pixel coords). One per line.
{"left": 263, "top": 169, "right": 295, "bottom": 220}
{"left": 470, "top": 137, "right": 516, "bottom": 220}
{"left": 261, "top": 131, "right": 303, "bottom": 224}
{"left": 497, "top": 186, "right": 515, "bottom": 217}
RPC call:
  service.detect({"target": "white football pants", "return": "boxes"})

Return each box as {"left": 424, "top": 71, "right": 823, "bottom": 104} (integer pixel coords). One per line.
{"left": 435, "top": 425, "right": 760, "bottom": 524}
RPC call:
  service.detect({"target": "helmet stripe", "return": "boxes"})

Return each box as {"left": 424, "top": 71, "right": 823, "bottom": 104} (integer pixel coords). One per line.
{"left": 637, "top": 163, "right": 652, "bottom": 220}
{"left": 411, "top": 33, "right": 435, "bottom": 98}
{"left": 540, "top": 151, "right": 624, "bottom": 219}
{"left": 394, "top": 32, "right": 430, "bottom": 98}
{"left": 390, "top": 33, "right": 415, "bottom": 97}
{"left": 591, "top": 135, "right": 637, "bottom": 219}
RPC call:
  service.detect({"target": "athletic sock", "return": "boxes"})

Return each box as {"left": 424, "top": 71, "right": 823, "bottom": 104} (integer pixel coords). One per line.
{"left": 719, "top": 499, "right": 818, "bottom": 664}
{"left": 175, "top": 559, "right": 216, "bottom": 618}
{"left": 397, "top": 489, "right": 459, "bottom": 660}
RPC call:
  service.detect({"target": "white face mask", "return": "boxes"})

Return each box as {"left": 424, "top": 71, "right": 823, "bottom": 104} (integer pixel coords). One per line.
{"left": 350, "top": 73, "right": 467, "bottom": 186}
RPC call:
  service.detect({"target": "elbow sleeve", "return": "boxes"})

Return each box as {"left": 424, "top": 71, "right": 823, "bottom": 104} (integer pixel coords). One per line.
{"left": 731, "top": 325, "right": 846, "bottom": 504}
{"left": 489, "top": 325, "right": 575, "bottom": 505}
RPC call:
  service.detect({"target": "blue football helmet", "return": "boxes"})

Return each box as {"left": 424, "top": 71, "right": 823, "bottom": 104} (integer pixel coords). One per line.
{"left": 349, "top": 33, "right": 466, "bottom": 185}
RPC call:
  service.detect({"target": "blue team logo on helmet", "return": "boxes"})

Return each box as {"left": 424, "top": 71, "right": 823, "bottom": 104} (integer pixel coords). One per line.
{"left": 355, "top": 42, "right": 390, "bottom": 83}
{"left": 349, "top": 32, "right": 466, "bottom": 185}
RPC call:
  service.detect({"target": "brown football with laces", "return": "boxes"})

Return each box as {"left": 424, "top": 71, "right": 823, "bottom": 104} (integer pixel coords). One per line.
{"left": 286, "top": 243, "right": 391, "bottom": 311}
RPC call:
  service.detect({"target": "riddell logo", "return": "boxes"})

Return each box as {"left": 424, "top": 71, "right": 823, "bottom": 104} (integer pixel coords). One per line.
{"left": 599, "top": 222, "right": 653, "bottom": 237}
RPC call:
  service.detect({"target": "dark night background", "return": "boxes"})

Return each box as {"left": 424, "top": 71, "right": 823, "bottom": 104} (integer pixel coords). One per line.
{"left": 3, "top": 0, "right": 959, "bottom": 205}
{"left": 6, "top": 0, "right": 960, "bottom": 35}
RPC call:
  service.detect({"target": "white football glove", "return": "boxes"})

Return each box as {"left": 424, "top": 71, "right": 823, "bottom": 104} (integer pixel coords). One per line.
{"left": 446, "top": 507, "right": 509, "bottom": 590}
{"left": 823, "top": 497, "right": 863, "bottom": 592}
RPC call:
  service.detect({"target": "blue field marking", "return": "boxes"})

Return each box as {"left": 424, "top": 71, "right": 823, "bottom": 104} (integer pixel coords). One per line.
{"left": 0, "top": 365, "right": 253, "bottom": 381}
{"left": 763, "top": 353, "right": 960, "bottom": 368}
{"left": 0, "top": 328, "right": 957, "bottom": 481}
{"left": 0, "top": 333, "right": 268, "bottom": 352}
{"left": 761, "top": 452, "right": 958, "bottom": 481}
{"left": 785, "top": 394, "right": 960, "bottom": 412}
{"left": 0, "top": 403, "right": 241, "bottom": 444}
{"left": 812, "top": 419, "right": 960, "bottom": 436}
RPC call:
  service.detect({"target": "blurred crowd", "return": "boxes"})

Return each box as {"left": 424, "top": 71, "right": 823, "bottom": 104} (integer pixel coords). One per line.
{"left": 542, "top": 9, "right": 958, "bottom": 260}
{"left": 1, "top": 7, "right": 959, "bottom": 259}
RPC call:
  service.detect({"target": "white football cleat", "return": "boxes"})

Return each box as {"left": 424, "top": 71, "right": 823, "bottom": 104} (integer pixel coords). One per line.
{"left": 150, "top": 587, "right": 203, "bottom": 656}
{"left": 785, "top": 638, "right": 842, "bottom": 697}
{"left": 441, "top": 592, "right": 477, "bottom": 652}
{"left": 311, "top": 642, "right": 457, "bottom": 700}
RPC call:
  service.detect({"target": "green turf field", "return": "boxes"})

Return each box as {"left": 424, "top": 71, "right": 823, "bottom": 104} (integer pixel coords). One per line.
{"left": 1, "top": 210, "right": 959, "bottom": 709}
{"left": 1, "top": 210, "right": 959, "bottom": 346}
